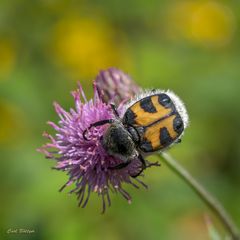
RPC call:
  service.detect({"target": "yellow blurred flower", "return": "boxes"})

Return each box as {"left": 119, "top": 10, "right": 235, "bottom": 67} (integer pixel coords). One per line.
{"left": 0, "top": 100, "right": 25, "bottom": 145}
{"left": 0, "top": 39, "right": 16, "bottom": 79}
{"left": 165, "top": 1, "right": 236, "bottom": 47}
{"left": 50, "top": 17, "right": 131, "bottom": 79}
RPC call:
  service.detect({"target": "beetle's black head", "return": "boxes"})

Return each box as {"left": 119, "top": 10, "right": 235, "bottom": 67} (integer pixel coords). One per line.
{"left": 102, "top": 121, "right": 138, "bottom": 161}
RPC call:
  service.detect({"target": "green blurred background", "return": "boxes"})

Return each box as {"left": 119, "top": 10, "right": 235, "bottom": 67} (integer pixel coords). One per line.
{"left": 1, "top": 0, "right": 240, "bottom": 239}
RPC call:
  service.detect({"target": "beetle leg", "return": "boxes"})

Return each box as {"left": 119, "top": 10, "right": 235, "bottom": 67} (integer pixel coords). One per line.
{"left": 130, "top": 154, "right": 146, "bottom": 178}
{"left": 146, "top": 161, "right": 161, "bottom": 168}
{"left": 130, "top": 156, "right": 160, "bottom": 178}
{"left": 108, "top": 160, "right": 131, "bottom": 170}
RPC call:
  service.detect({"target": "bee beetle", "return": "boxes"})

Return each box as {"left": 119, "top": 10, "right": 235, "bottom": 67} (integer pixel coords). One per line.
{"left": 83, "top": 90, "right": 189, "bottom": 177}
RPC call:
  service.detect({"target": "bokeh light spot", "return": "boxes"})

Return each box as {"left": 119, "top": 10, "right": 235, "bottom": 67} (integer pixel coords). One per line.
{"left": 0, "top": 39, "right": 16, "bottom": 79}
{"left": 0, "top": 100, "right": 25, "bottom": 145}
{"left": 50, "top": 17, "right": 131, "bottom": 79}
{"left": 165, "top": 1, "right": 236, "bottom": 48}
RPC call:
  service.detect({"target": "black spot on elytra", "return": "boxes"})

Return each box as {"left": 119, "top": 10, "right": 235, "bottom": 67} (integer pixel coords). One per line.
{"left": 140, "top": 97, "right": 157, "bottom": 113}
{"left": 158, "top": 94, "right": 172, "bottom": 108}
{"left": 173, "top": 114, "right": 184, "bottom": 134}
{"left": 160, "top": 127, "right": 173, "bottom": 147}
{"left": 123, "top": 109, "right": 137, "bottom": 125}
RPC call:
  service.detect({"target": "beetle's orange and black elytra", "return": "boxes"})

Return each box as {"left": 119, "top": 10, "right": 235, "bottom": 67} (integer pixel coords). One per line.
{"left": 123, "top": 93, "right": 184, "bottom": 152}
{"left": 84, "top": 89, "right": 188, "bottom": 178}
{"left": 139, "top": 97, "right": 157, "bottom": 113}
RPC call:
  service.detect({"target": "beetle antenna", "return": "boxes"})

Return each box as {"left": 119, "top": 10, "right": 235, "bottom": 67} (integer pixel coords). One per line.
{"left": 110, "top": 104, "right": 119, "bottom": 117}
{"left": 83, "top": 119, "right": 114, "bottom": 141}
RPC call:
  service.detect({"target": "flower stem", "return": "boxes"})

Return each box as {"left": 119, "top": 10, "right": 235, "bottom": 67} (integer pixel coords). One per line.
{"left": 159, "top": 152, "right": 240, "bottom": 240}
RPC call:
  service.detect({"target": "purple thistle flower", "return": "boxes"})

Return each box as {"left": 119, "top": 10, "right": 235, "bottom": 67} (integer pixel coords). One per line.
{"left": 95, "top": 67, "right": 141, "bottom": 105}
{"left": 38, "top": 83, "right": 151, "bottom": 213}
